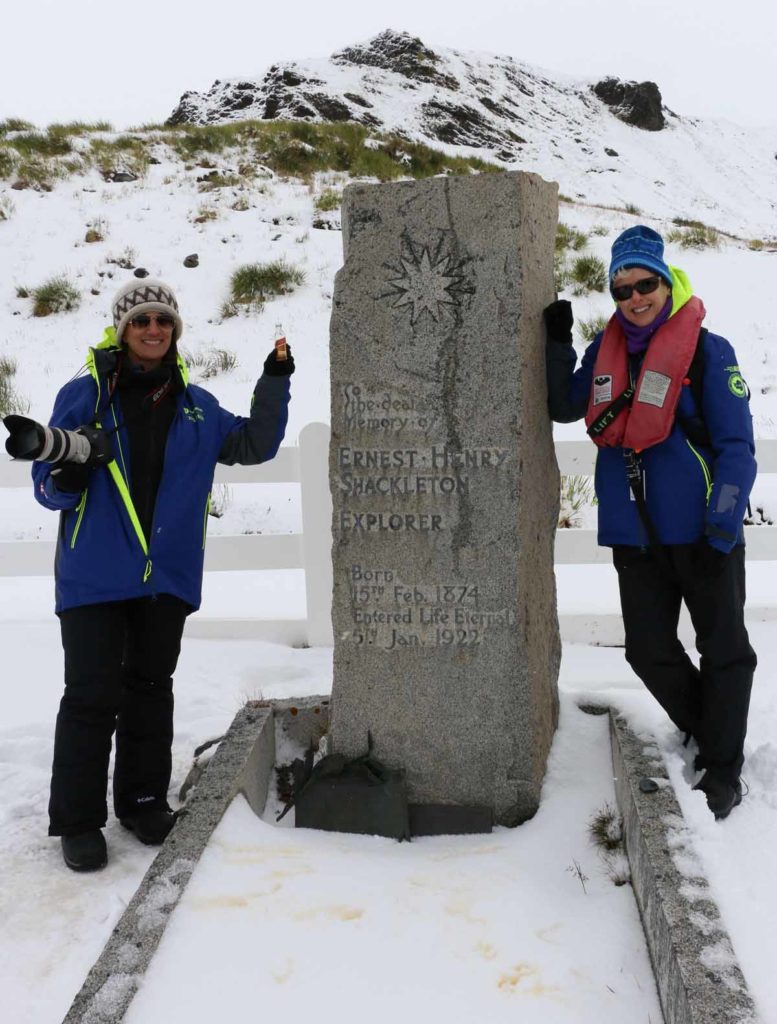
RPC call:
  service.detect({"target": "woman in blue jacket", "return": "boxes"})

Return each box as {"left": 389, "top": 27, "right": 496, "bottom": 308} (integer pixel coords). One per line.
{"left": 545, "top": 226, "right": 756, "bottom": 821}
{"left": 32, "top": 278, "right": 293, "bottom": 870}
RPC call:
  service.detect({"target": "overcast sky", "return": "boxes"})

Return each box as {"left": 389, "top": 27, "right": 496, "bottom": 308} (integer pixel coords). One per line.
{"left": 3, "top": 0, "right": 775, "bottom": 130}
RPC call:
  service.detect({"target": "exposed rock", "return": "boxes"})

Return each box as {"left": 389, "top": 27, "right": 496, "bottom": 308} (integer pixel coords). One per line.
{"left": 304, "top": 93, "right": 353, "bottom": 122}
{"left": 133, "top": 267, "right": 149, "bottom": 278}
{"left": 421, "top": 99, "right": 524, "bottom": 149}
{"left": 592, "top": 78, "right": 665, "bottom": 131}
{"left": 183, "top": 254, "right": 199, "bottom": 268}
{"left": 102, "top": 169, "right": 139, "bottom": 183}
{"left": 605, "top": 147, "right": 619, "bottom": 157}
{"left": 332, "top": 29, "right": 459, "bottom": 90}
{"left": 344, "top": 92, "right": 373, "bottom": 108}
{"left": 167, "top": 92, "right": 202, "bottom": 126}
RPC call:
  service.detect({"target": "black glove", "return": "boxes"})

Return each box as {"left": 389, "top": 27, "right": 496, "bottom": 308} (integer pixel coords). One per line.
{"left": 50, "top": 462, "right": 92, "bottom": 493}
{"left": 76, "top": 425, "right": 113, "bottom": 466}
{"left": 263, "top": 344, "right": 295, "bottom": 377}
{"left": 692, "top": 540, "right": 729, "bottom": 580}
{"left": 543, "top": 300, "right": 574, "bottom": 344}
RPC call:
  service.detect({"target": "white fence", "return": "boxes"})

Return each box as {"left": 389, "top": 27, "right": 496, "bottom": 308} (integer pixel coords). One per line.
{"left": 2, "top": 427, "right": 776, "bottom": 646}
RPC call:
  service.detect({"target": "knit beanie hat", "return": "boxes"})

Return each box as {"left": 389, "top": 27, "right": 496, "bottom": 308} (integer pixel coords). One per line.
{"left": 609, "top": 226, "right": 672, "bottom": 286}
{"left": 111, "top": 278, "right": 183, "bottom": 344}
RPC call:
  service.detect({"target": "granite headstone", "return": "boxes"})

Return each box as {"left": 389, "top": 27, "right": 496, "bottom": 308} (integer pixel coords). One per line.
{"left": 328, "top": 171, "right": 560, "bottom": 826}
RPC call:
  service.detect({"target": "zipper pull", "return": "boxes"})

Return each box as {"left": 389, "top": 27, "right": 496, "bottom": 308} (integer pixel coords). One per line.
{"left": 143, "top": 559, "right": 152, "bottom": 583}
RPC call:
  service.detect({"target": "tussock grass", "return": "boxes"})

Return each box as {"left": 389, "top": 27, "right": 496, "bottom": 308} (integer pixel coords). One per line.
{"left": 0, "top": 196, "right": 14, "bottom": 222}
{"left": 667, "top": 224, "right": 720, "bottom": 249}
{"left": 106, "top": 247, "right": 136, "bottom": 270}
{"left": 0, "top": 118, "right": 35, "bottom": 135}
{"left": 192, "top": 205, "right": 219, "bottom": 224}
{"left": 558, "top": 474, "right": 595, "bottom": 529}
{"left": 228, "top": 260, "right": 305, "bottom": 312}
{"left": 84, "top": 218, "right": 107, "bottom": 243}
{"left": 569, "top": 254, "right": 607, "bottom": 295}
{"left": 0, "top": 120, "right": 501, "bottom": 187}
{"left": 314, "top": 188, "right": 342, "bottom": 212}
{"left": 9, "top": 131, "right": 73, "bottom": 158}
{"left": 31, "top": 276, "right": 81, "bottom": 316}
{"left": 0, "top": 147, "right": 17, "bottom": 178}
{"left": 555, "top": 222, "right": 588, "bottom": 253}
{"left": 0, "top": 355, "right": 29, "bottom": 416}
{"left": 578, "top": 314, "right": 609, "bottom": 343}
{"left": 183, "top": 348, "right": 238, "bottom": 379}
{"left": 48, "top": 120, "right": 113, "bottom": 135}
{"left": 588, "top": 803, "right": 623, "bottom": 852}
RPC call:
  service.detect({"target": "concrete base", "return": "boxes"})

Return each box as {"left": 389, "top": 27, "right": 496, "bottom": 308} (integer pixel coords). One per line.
{"left": 609, "top": 711, "right": 760, "bottom": 1024}
{"left": 61, "top": 697, "right": 760, "bottom": 1024}
{"left": 61, "top": 696, "right": 329, "bottom": 1024}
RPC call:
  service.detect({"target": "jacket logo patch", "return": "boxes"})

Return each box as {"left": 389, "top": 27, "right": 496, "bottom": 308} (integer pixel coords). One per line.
{"left": 637, "top": 370, "right": 671, "bottom": 408}
{"left": 593, "top": 375, "right": 612, "bottom": 405}
{"left": 728, "top": 373, "right": 747, "bottom": 398}
{"left": 183, "top": 405, "right": 205, "bottom": 423}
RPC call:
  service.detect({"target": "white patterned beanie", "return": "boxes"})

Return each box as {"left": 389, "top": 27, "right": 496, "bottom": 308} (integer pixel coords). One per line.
{"left": 111, "top": 278, "right": 183, "bottom": 344}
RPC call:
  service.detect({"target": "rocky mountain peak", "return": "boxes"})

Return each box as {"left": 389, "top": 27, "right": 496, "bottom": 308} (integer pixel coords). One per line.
{"left": 331, "top": 29, "right": 459, "bottom": 91}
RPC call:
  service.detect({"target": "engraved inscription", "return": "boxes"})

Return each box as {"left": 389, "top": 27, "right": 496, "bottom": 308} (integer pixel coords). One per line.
{"left": 344, "top": 565, "right": 516, "bottom": 651}
{"left": 342, "top": 384, "right": 438, "bottom": 434}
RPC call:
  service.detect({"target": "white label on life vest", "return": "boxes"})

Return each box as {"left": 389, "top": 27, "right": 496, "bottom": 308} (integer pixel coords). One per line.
{"left": 637, "top": 370, "right": 671, "bottom": 408}
{"left": 593, "top": 374, "right": 612, "bottom": 405}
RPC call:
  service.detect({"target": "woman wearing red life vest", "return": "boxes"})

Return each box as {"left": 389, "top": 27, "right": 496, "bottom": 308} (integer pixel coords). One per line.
{"left": 544, "top": 225, "right": 756, "bottom": 821}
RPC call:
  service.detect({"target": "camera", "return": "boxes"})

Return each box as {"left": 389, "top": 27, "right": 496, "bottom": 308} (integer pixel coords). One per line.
{"left": 3, "top": 415, "right": 112, "bottom": 466}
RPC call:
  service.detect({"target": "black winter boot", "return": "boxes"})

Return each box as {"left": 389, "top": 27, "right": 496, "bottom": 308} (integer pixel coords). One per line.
{"left": 694, "top": 774, "right": 743, "bottom": 821}
{"left": 121, "top": 809, "right": 177, "bottom": 845}
{"left": 61, "top": 830, "right": 107, "bottom": 871}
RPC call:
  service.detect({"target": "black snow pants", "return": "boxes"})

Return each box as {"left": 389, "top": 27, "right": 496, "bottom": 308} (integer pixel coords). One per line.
{"left": 613, "top": 543, "right": 756, "bottom": 785}
{"left": 49, "top": 595, "right": 189, "bottom": 836}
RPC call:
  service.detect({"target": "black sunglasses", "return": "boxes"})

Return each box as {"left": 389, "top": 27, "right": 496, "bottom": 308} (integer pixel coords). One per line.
{"left": 610, "top": 276, "right": 663, "bottom": 302}
{"left": 128, "top": 313, "right": 176, "bottom": 329}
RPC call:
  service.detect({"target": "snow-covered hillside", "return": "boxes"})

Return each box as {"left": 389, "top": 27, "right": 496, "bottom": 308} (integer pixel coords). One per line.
{"left": 169, "top": 29, "right": 777, "bottom": 238}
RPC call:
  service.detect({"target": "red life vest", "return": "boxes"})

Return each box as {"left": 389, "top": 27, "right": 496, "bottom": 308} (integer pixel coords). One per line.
{"left": 585, "top": 296, "right": 706, "bottom": 451}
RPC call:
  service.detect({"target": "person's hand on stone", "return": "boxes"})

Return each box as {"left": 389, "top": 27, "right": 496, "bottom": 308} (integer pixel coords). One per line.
{"left": 543, "top": 300, "right": 574, "bottom": 345}
{"left": 263, "top": 344, "right": 295, "bottom": 377}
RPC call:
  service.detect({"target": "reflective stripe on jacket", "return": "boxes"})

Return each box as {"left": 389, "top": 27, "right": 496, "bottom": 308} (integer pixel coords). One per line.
{"left": 32, "top": 339, "right": 290, "bottom": 612}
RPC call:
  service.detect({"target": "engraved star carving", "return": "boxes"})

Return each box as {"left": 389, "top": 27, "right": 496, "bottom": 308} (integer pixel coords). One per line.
{"left": 381, "top": 244, "right": 472, "bottom": 325}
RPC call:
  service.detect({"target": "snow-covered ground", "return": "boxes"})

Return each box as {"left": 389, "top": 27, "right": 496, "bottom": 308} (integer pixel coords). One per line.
{"left": 3, "top": 573, "right": 777, "bottom": 1023}
{"left": 2, "top": 113, "right": 777, "bottom": 1023}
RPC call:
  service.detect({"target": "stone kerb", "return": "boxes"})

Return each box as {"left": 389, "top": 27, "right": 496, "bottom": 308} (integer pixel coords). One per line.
{"left": 328, "top": 171, "right": 561, "bottom": 825}
{"left": 610, "top": 712, "right": 760, "bottom": 1024}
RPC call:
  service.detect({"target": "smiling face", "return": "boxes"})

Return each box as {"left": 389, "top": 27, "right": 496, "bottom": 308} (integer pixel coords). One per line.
{"left": 612, "top": 267, "right": 672, "bottom": 327}
{"left": 122, "top": 314, "right": 174, "bottom": 370}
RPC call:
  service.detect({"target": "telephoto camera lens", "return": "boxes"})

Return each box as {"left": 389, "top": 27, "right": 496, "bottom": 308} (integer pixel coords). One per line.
{"left": 3, "top": 415, "right": 93, "bottom": 464}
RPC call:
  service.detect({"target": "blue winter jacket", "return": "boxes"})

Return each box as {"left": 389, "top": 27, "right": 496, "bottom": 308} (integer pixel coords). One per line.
{"left": 547, "top": 318, "right": 756, "bottom": 554}
{"left": 33, "top": 339, "right": 291, "bottom": 612}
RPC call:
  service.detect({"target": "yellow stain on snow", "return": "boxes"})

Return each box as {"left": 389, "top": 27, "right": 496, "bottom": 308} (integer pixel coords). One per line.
{"left": 444, "top": 898, "right": 486, "bottom": 926}
{"left": 191, "top": 884, "right": 282, "bottom": 910}
{"left": 292, "top": 904, "right": 365, "bottom": 923}
{"left": 497, "top": 962, "right": 563, "bottom": 1000}
{"left": 476, "top": 941, "right": 498, "bottom": 961}
{"left": 220, "top": 844, "right": 306, "bottom": 866}
{"left": 271, "top": 958, "right": 295, "bottom": 984}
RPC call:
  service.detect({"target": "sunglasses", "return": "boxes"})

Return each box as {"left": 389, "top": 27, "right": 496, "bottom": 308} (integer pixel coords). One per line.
{"left": 610, "top": 276, "right": 663, "bottom": 302}
{"left": 128, "top": 314, "right": 176, "bottom": 329}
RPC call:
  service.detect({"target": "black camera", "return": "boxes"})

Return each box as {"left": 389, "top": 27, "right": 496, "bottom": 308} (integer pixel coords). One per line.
{"left": 3, "top": 415, "right": 112, "bottom": 466}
